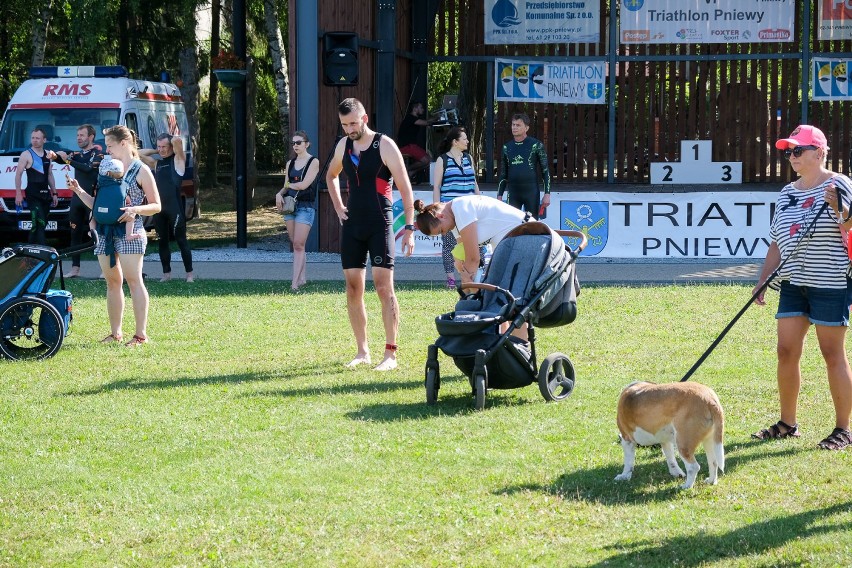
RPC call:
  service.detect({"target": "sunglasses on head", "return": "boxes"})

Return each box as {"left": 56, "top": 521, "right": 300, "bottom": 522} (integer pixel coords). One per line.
{"left": 783, "top": 145, "right": 818, "bottom": 158}
{"left": 291, "top": 140, "right": 304, "bottom": 146}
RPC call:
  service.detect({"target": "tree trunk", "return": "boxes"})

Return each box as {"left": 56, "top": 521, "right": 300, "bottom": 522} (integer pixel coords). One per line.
{"left": 247, "top": 57, "right": 257, "bottom": 204}
{"left": 30, "top": 0, "right": 53, "bottom": 66}
{"left": 118, "top": 0, "right": 131, "bottom": 69}
{"left": 180, "top": 45, "right": 202, "bottom": 217}
{"left": 204, "top": 0, "right": 221, "bottom": 188}
{"left": 458, "top": 62, "right": 486, "bottom": 158}
{"left": 263, "top": 0, "right": 290, "bottom": 145}
{"left": 457, "top": 0, "right": 487, "bottom": 164}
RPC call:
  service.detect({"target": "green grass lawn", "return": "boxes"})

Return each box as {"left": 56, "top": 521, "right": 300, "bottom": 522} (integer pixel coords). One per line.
{"left": 2, "top": 282, "right": 851, "bottom": 566}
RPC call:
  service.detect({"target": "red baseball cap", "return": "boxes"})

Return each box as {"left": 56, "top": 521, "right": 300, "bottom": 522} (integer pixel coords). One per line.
{"left": 775, "top": 125, "right": 829, "bottom": 150}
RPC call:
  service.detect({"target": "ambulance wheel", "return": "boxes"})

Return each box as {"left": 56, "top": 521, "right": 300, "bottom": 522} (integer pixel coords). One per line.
{"left": 425, "top": 367, "right": 440, "bottom": 405}
{"left": 473, "top": 371, "right": 486, "bottom": 411}
{"left": 538, "top": 353, "right": 575, "bottom": 402}
{"left": 0, "top": 297, "right": 64, "bottom": 360}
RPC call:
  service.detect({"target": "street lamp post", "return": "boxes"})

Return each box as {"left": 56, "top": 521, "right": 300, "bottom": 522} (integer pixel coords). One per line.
{"left": 233, "top": 0, "right": 248, "bottom": 248}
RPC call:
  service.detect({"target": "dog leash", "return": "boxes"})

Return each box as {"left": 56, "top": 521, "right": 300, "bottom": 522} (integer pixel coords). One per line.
{"left": 680, "top": 183, "right": 844, "bottom": 382}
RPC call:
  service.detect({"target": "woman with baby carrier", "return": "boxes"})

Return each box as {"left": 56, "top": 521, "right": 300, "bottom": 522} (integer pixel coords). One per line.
{"left": 751, "top": 124, "right": 852, "bottom": 450}
{"left": 67, "top": 125, "right": 161, "bottom": 347}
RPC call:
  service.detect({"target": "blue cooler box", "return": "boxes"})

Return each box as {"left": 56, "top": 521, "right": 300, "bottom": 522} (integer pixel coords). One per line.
{"left": 40, "top": 289, "right": 73, "bottom": 344}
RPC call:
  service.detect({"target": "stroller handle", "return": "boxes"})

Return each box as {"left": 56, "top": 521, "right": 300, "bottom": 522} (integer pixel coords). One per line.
{"left": 458, "top": 282, "right": 517, "bottom": 317}
{"left": 57, "top": 230, "right": 99, "bottom": 259}
{"left": 555, "top": 230, "right": 588, "bottom": 254}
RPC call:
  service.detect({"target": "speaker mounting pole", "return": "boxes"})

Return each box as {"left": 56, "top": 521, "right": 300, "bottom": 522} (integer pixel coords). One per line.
{"left": 376, "top": 1, "right": 396, "bottom": 134}
{"left": 295, "top": 0, "right": 319, "bottom": 252}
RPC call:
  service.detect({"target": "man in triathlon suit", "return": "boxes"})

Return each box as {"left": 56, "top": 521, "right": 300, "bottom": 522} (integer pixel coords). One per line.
{"left": 14, "top": 127, "right": 58, "bottom": 245}
{"left": 496, "top": 113, "right": 551, "bottom": 218}
{"left": 140, "top": 133, "right": 194, "bottom": 282}
{"left": 56, "top": 124, "right": 103, "bottom": 276}
{"left": 326, "top": 97, "right": 416, "bottom": 371}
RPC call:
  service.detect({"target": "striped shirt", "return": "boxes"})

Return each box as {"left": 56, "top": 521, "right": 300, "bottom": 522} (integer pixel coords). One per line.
{"left": 770, "top": 175, "right": 852, "bottom": 289}
{"left": 438, "top": 152, "right": 477, "bottom": 202}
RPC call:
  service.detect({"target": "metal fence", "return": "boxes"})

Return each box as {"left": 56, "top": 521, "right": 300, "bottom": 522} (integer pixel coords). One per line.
{"left": 430, "top": 0, "right": 852, "bottom": 185}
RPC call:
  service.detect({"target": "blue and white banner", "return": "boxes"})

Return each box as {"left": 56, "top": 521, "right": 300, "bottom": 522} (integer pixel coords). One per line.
{"left": 548, "top": 191, "right": 774, "bottom": 259}
{"left": 495, "top": 59, "right": 605, "bottom": 104}
{"left": 813, "top": 58, "right": 852, "bottom": 100}
{"left": 393, "top": 190, "right": 775, "bottom": 259}
{"left": 620, "top": 0, "right": 795, "bottom": 44}
{"left": 484, "top": 0, "right": 601, "bottom": 45}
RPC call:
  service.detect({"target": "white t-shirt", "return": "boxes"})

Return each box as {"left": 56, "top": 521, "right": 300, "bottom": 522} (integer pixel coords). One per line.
{"left": 450, "top": 195, "right": 528, "bottom": 248}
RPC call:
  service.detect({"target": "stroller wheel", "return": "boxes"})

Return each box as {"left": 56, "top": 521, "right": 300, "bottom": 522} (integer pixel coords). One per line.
{"left": 0, "top": 296, "right": 65, "bottom": 361}
{"left": 425, "top": 367, "right": 440, "bottom": 405}
{"left": 538, "top": 353, "right": 576, "bottom": 402}
{"left": 473, "top": 372, "right": 486, "bottom": 411}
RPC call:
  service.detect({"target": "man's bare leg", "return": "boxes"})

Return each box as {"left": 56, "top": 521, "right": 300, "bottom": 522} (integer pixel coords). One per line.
{"left": 372, "top": 266, "right": 398, "bottom": 371}
{"left": 343, "top": 268, "right": 371, "bottom": 367}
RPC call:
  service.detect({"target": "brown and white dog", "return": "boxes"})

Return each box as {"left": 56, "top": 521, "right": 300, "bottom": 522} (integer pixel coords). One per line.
{"left": 614, "top": 381, "right": 725, "bottom": 489}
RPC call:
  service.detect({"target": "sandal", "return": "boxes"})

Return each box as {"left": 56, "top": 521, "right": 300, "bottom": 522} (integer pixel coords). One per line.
{"left": 100, "top": 333, "right": 123, "bottom": 344}
{"left": 447, "top": 277, "right": 457, "bottom": 289}
{"left": 125, "top": 335, "right": 148, "bottom": 347}
{"left": 751, "top": 420, "right": 801, "bottom": 440}
{"left": 818, "top": 428, "right": 852, "bottom": 450}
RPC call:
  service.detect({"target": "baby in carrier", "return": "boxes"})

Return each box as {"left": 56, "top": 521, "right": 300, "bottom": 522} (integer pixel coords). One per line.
{"left": 94, "top": 157, "right": 139, "bottom": 241}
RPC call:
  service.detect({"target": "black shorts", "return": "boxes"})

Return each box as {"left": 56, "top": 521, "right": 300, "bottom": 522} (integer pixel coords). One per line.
{"left": 340, "top": 213, "right": 395, "bottom": 270}
{"left": 507, "top": 185, "right": 540, "bottom": 217}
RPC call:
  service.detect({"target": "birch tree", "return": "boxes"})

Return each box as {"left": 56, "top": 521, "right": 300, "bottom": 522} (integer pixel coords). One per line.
{"left": 204, "top": 0, "right": 221, "bottom": 187}
{"left": 263, "top": 0, "right": 290, "bottom": 142}
{"left": 30, "top": 0, "right": 53, "bottom": 66}
{"left": 180, "top": 45, "right": 202, "bottom": 217}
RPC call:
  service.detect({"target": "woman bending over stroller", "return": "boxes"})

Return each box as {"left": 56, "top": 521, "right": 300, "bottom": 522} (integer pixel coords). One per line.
{"left": 414, "top": 194, "right": 527, "bottom": 288}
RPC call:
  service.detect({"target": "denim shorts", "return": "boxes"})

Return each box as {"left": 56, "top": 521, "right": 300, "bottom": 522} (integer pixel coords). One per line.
{"left": 776, "top": 280, "right": 852, "bottom": 326}
{"left": 283, "top": 205, "right": 316, "bottom": 227}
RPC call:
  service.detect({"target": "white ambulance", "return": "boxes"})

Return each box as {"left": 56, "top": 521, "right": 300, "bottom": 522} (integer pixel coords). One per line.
{"left": 0, "top": 65, "right": 198, "bottom": 244}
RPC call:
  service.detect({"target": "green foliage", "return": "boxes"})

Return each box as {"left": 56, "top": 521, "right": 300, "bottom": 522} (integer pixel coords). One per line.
{"left": 428, "top": 61, "right": 460, "bottom": 112}
{"left": 63, "top": 2, "right": 121, "bottom": 65}
{"left": 252, "top": 72, "right": 287, "bottom": 169}
{"left": 0, "top": 0, "right": 35, "bottom": 108}
{"left": 196, "top": 71, "right": 285, "bottom": 172}
{"left": 0, "top": 0, "right": 291, "bottom": 176}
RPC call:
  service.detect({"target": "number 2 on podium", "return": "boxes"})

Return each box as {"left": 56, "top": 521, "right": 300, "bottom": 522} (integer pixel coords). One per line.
{"left": 659, "top": 164, "right": 733, "bottom": 183}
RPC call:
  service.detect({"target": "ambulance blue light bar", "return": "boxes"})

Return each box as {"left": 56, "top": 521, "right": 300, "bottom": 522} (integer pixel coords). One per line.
{"left": 29, "top": 66, "right": 128, "bottom": 78}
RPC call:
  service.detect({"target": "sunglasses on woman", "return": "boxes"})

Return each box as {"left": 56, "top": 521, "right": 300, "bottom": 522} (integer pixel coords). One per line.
{"left": 291, "top": 140, "right": 304, "bottom": 146}
{"left": 783, "top": 145, "right": 818, "bottom": 159}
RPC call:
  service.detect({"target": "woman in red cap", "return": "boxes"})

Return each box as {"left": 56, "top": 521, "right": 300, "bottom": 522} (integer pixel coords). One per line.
{"left": 751, "top": 125, "right": 852, "bottom": 450}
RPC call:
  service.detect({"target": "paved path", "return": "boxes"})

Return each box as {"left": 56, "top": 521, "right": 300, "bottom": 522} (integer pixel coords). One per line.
{"left": 68, "top": 257, "right": 762, "bottom": 285}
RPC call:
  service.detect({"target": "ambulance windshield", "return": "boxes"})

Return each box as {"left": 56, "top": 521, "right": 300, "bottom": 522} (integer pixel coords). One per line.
{"left": 0, "top": 108, "right": 120, "bottom": 154}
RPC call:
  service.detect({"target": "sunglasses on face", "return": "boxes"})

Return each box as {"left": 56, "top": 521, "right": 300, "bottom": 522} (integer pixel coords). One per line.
{"left": 291, "top": 140, "right": 304, "bottom": 146}
{"left": 783, "top": 145, "right": 818, "bottom": 159}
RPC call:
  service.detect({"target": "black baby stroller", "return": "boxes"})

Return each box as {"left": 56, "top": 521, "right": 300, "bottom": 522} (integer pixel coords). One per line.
{"left": 425, "top": 222, "right": 588, "bottom": 410}
{"left": 0, "top": 235, "right": 96, "bottom": 360}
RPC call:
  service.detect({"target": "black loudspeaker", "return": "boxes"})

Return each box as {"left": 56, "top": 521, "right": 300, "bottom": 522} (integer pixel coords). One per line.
{"left": 323, "top": 32, "right": 359, "bottom": 86}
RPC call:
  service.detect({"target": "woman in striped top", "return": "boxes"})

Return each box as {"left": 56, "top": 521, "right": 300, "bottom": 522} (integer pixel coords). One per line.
{"left": 752, "top": 125, "right": 852, "bottom": 451}
{"left": 432, "top": 127, "right": 481, "bottom": 288}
